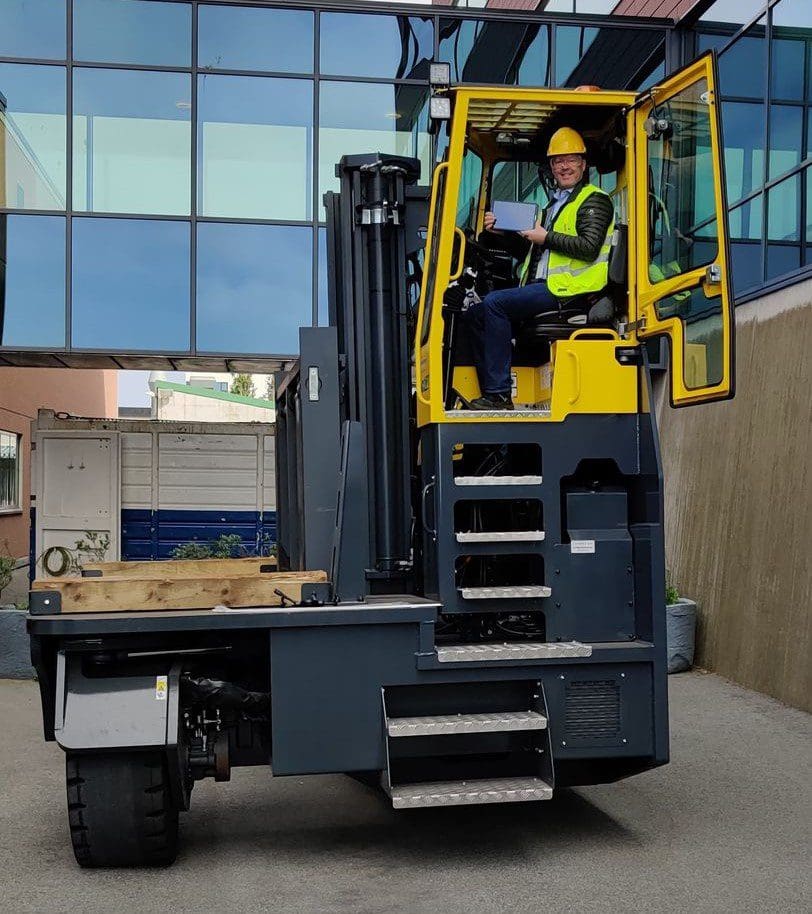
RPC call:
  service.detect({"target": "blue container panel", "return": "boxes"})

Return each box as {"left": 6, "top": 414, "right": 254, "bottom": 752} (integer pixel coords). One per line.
{"left": 121, "top": 508, "right": 277, "bottom": 561}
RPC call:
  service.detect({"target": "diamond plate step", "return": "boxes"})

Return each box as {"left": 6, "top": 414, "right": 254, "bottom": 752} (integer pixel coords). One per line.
{"left": 454, "top": 475, "right": 543, "bottom": 486}
{"left": 387, "top": 710, "right": 547, "bottom": 737}
{"left": 459, "top": 585, "right": 551, "bottom": 600}
{"left": 436, "top": 640, "right": 592, "bottom": 663}
{"left": 445, "top": 409, "right": 551, "bottom": 419}
{"left": 390, "top": 776, "right": 553, "bottom": 808}
{"left": 455, "top": 530, "right": 545, "bottom": 543}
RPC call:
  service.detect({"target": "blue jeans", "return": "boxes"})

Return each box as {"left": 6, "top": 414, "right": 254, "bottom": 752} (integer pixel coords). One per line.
{"left": 465, "top": 282, "right": 559, "bottom": 395}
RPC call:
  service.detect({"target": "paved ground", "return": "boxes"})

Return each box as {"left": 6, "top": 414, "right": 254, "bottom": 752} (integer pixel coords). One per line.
{"left": 1, "top": 672, "right": 809, "bottom": 914}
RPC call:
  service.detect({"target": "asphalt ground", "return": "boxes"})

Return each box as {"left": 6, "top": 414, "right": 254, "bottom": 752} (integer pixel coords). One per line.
{"left": 0, "top": 672, "right": 810, "bottom": 914}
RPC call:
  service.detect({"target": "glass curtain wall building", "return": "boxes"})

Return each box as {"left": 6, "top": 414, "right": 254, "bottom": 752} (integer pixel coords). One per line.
{"left": 695, "top": 0, "right": 812, "bottom": 298}
{"left": 0, "top": 0, "right": 725, "bottom": 366}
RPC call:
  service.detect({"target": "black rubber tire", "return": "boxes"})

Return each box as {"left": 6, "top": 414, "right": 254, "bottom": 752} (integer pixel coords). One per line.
{"left": 66, "top": 751, "right": 179, "bottom": 868}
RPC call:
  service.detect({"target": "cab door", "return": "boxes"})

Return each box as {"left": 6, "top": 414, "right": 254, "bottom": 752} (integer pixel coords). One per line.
{"left": 633, "top": 52, "right": 734, "bottom": 406}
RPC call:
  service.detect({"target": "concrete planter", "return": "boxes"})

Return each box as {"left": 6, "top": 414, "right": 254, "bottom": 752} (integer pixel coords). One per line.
{"left": 0, "top": 605, "right": 35, "bottom": 679}
{"left": 666, "top": 598, "right": 697, "bottom": 674}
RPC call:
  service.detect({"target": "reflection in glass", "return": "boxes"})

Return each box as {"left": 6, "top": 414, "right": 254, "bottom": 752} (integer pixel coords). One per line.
{"left": 647, "top": 78, "right": 719, "bottom": 284}
{"left": 0, "top": 214, "right": 65, "bottom": 348}
{"left": 74, "top": 0, "right": 191, "bottom": 67}
{"left": 197, "top": 222, "right": 311, "bottom": 355}
{"left": 699, "top": 0, "right": 765, "bottom": 25}
{"left": 557, "top": 25, "right": 660, "bottom": 89}
{"left": 319, "top": 82, "right": 430, "bottom": 215}
{"left": 720, "top": 101, "right": 765, "bottom": 205}
{"left": 0, "top": 64, "right": 66, "bottom": 210}
{"left": 656, "top": 287, "right": 724, "bottom": 389}
{"left": 318, "top": 227, "right": 328, "bottom": 326}
{"left": 730, "top": 240, "right": 763, "bottom": 294}
{"left": 198, "top": 74, "right": 312, "bottom": 221}
{"left": 491, "top": 161, "right": 548, "bottom": 211}
{"left": 72, "top": 217, "right": 190, "bottom": 350}
{"left": 198, "top": 5, "right": 313, "bottom": 74}
{"left": 73, "top": 68, "right": 191, "bottom": 215}
{"left": 768, "top": 104, "right": 802, "bottom": 180}
{"left": 555, "top": 26, "right": 598, "bottom": 86}
{"left": 0, "top": 0, "right": 65, "bottom": 60}
{"left": 457, "top": 150, "right": 482, "bottom": 230}
{"left": 728, "top": 194, "right": 762, "bottom": 240}
{"left": 320, "top": 13, "right": 433, "bottom": 80}
{"left": 699, "top": 28, "right": 766, "bottom": 100}
{"left": 770, "top": 38, "right": 804, "bottom": 101}
{"left": 766, "top": 171, "right": 801, "bottom": 280}
{"left": 440, "top": 19, "right": 550, "bottom": 85}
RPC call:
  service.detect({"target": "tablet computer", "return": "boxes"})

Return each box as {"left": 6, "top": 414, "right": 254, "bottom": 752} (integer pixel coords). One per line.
{"left": 491, "top": 200, "right": 539, "bottom": 232}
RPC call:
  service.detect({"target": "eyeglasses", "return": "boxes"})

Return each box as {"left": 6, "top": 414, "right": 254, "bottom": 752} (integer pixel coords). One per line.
{"left": 550, "top": 155, "right": 584, "bottom": 168}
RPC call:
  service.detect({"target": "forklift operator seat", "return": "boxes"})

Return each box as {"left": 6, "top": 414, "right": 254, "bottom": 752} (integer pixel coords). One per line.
{"left": 514, "top": 223, "right": 628, "bottom": 351}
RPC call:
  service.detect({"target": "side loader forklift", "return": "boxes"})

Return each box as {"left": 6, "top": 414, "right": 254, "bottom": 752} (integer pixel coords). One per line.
{"left": 28, "top": 53, "right": 734, "bottom": 867}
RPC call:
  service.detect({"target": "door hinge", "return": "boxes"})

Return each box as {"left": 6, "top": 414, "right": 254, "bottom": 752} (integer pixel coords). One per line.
{"left": 618, "top": 317, "right": 646, "bottom": 337}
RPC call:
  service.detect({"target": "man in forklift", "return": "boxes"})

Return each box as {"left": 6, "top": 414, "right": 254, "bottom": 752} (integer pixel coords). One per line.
{"left": 467, "top": 127, "right": 615, "bottom": 410}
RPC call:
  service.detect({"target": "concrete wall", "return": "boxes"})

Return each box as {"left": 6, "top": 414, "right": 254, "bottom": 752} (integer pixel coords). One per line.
{"left": 155, "top": 388, "right": 275, "bottom": 423}
{"left": 656, "top": 278, "right": 812, "bottom": 711}
{"left": 0, "top": 368, "right": 117, "bottom": 563}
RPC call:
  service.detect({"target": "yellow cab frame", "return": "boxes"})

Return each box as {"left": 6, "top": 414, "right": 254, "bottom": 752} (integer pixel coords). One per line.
{"left": 414, "top": 52, "right": 734, "bottom": 427}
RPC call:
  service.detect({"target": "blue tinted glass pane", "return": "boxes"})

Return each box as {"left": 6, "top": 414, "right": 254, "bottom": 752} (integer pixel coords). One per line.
{"left": 198, "top": 74, "right": 312, "bottom": 220}
{"left": 0, "top": 1, "right": 65, "bottom": 59}
{"left": 74, "top": 0, "right": 190, "bottom": 67}
{"left": 199, "top": 5, "right": 313, "bottom": 73}
{"left": 721, "top": 101, "right": 765, "bottom": 205}
{"left": 0, "top": 215, "right": 65, "bottom": 347}
{"left": 771, "top": 38, "right": 804, "bottom": 101}
{"left": 730, "top": 241, "right": 763, "bottom": 295}
{"left": 766, "top": 243, "right": 800, "bottom": 279}
{"left": 318, "top": 227, "right": 328, "bottom": 326}
{"left": 700, "top": 28, "right": 766, "bottom": 99}
{"left": 768, "top": 172, "right": 800, "bottom": 241}
{"left": 440, "top": 19, "right": 551, "bottom": 85}
{"left": 700, "top": 1, "right": 765, "bottom": 25}
{"left": 73, "top": 68, "right": 191, "bottom": 215}
{"left": 319, "top": 82, "right": 430, "bottom": 215}
{"left": 556, "top": 25, "right": 658, "bottom": 89}
{"left": 728, "top": 194, "right": 762, "bottom": 240}
{"left": 196, "top": 223, "right": 311, "bottom": 355}
{"left": 0, "top": 63, "right": 66, "bottom": 210}
{"left": 320, "top": 13, "right": 433, "bottom": 80}
{"left": 768, "top": 104, "right": 802, "bottom": 180}
{"left": 72, "top": 218, "right": 190, "bottom": 351}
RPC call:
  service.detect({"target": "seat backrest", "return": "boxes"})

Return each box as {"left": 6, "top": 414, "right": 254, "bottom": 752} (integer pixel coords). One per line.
{"left": 608, "top": 223, "right": 628, "bottom": 287}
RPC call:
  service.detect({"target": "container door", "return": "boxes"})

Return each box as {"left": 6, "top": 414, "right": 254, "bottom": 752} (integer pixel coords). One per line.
{"left": 633, "top": 53, "right": 735, "bottom": 406}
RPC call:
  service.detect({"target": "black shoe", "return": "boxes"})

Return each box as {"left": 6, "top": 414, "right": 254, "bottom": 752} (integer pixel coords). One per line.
{"left": 468, "top": 393, "right": 514, "bottom": 411}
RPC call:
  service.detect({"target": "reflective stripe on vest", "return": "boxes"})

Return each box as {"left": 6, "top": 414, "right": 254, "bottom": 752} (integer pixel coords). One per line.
{"left": 519, "top": 184, "right": 614, "bottom": 296}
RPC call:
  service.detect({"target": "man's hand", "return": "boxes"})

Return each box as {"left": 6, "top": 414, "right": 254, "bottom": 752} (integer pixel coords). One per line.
{"left": 519, "top": 221, "right": 548, "bottom": 245}
{"left": 483, "top": 211, "right": 503, "bottom": 234}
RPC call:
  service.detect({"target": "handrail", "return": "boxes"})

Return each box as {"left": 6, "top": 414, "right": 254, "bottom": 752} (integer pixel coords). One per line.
{"left": 449, "top": 226, "right": 466, "bottom": 282}
{"left": 415, "top": 161, "right": 449, "bottom": 408}
{"left": 567, "top": 350, "right": 581, "bottom": 405}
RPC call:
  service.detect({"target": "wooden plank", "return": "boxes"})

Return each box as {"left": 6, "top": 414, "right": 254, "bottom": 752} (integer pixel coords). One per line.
{"left": 32, "top": 571, "right": 328, "bottom": 613}
{"left": 80, "top": 557, "right": 279, "bottom": 579}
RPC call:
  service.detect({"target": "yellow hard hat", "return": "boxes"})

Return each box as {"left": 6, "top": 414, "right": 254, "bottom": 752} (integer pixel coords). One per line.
{"left": 547, "top": 127, "right": 586, "bottom": 158}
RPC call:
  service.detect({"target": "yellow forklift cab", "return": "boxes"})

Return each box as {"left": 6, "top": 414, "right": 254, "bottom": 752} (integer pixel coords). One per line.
{"left": 415, "top": 53, "right": 734, "bottom": 426}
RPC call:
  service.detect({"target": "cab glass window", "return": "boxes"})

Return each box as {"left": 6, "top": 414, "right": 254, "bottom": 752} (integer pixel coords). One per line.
{"left": 456, "top": 148, "right": 482, "bottom": 231}
{"left": 491, "top": 161, "right": 548, "bottom": 208}
{"left": 647, "top": 77, "right": 719, "bottom": 288}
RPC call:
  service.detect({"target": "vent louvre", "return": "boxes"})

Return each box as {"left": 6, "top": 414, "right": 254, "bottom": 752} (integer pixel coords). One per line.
{"left": 565, "top": 679, "right": 621, "bottom": 740}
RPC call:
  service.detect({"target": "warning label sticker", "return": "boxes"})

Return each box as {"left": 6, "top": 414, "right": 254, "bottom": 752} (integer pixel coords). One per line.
{"left": 155, "top": 675, "right": 168, "bottom": 701}
{"left": 571, "top": 540, "right": 596, "bottom": 554}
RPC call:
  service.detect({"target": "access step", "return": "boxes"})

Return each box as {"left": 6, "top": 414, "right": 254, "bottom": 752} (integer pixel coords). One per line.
{"left": 390, "top": 776, "right": 553, "bottom": 808}
{"left": 455, "top": 530, "right": 545, "bottom": 543}
{"left": 454, "top": 475, "right": 543, "bottom": 486}
{"left": 459, "top": 585, "right": 551, "bottom": 600}
{"left": 444, "top": 409, "right": 551, "bottom": 419}
{"left": 387, "top": 710, "right": 547, "bottom": 738}
{"left": 436, "top": 640, "right": 592, "bottom": 663}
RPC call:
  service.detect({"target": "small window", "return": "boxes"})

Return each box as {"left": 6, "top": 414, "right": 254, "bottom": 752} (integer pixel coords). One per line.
{"left": 0, "top": 432, "right": 21, "bottom": 511}
{"left": 456, "top": 148, "right": 483, "bottom": 231}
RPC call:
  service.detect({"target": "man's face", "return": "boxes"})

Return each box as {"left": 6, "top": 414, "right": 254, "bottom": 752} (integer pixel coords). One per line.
{"left": 549, "top": 154, "right": 587, "bottom": 189}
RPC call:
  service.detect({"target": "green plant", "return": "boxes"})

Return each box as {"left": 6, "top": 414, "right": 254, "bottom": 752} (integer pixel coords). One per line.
{"left": 170, "top": 542, "right": 214, "bottom": 560}
{"left": 170, "top": 534, "right": 247, "bottom": 561}
{"left": 0, "top": 540, "right": 16, "bottom": 599}
{"left": 230, "top": 373, "right": 255, "bottom": 397}
{"left": 665, "top": 570, "right": 680, "bottom": 605}
{"left": 70, "top": 531, "right": 111, "bottom": 572}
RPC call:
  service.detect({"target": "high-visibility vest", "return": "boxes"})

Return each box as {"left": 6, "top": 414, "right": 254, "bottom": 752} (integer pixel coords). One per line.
{"left": 520, "top": 184, "right": 614, "bottom": 297}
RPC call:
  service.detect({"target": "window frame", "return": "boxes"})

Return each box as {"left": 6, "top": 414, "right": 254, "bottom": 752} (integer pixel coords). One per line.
{"left": 0, "top": 431, "right": 22, "bottom": 514}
